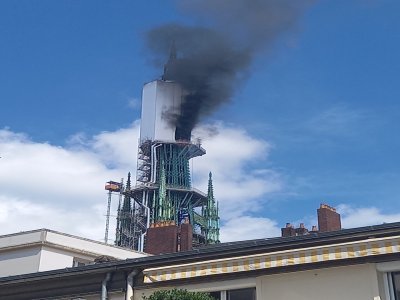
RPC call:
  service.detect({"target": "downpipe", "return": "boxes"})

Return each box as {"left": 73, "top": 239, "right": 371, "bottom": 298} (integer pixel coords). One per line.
{"left": 140, "top": 203, "right": 150, "bottom": 252}
{"left": 150, "top": 143, "right": 162, "bottom": 183}
{"left": 101, "top": 272, "right": 112, "bottom": 300}
{"left": 126, "top": 269, "right": 140, "bottom": 300}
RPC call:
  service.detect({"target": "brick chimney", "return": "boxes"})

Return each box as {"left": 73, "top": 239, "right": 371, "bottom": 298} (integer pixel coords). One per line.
{"left": 317, "top": 203, "right": 341, "bottom": 232}
{"left": 178, "top": 222, "right": 193, "bottom": 252}
{"left": 281, "top": 223, "right": 296, "bottom": 237}
{"left": 295, "top": 223, "right": 309, "bottom": 236}
{"left": 144, "top": 221, "right": 193, "bottom": 255}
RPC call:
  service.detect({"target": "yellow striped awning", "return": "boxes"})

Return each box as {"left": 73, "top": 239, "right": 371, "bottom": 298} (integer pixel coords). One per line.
{"left": 143, "top": 235, "right": 400, "bottom": 283}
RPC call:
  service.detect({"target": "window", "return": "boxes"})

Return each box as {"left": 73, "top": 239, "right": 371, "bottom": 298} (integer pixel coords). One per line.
{"left": 227, "top": 288, "right": 256, "bottom": 300}
{"left": 392, "top": 272, "right": 400, "bottom": 300}
{"left": 208, "top": 288, "right": 256, "bottom": 300}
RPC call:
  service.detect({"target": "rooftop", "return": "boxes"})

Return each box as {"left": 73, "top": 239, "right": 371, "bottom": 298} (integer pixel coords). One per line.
{"left": 1, "top": 221, "right": 399, "bottom": 284}
{"left": 0, "top": 228, "right": 147, "bottom": 259}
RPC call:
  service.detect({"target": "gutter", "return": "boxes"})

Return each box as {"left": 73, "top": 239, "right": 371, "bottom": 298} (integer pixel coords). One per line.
{"left": 2, "top": 222, "right": 400, "bottom": 286}
{"left": 0, "top": 265, "right": 120, "bottom": 285}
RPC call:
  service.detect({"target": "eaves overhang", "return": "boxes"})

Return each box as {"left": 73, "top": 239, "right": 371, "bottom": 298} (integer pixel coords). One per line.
{"left": 1, "top": 222, "right": 400, "bottom": 286}
{"left": 143, "top": 233, "right": 400, "bottom": 283}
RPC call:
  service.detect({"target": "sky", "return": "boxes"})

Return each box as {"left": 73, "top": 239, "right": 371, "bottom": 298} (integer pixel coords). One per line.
{"left": 0, "top": 0, "right": 400, "bottom": 243}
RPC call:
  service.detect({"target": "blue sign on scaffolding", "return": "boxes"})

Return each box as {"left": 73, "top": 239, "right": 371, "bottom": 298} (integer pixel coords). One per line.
{"left": 178, "top": 210, "right": 189, "bottom": 224}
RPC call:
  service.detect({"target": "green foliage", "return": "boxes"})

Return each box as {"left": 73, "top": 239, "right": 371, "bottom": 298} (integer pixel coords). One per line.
{"left": 142, "top": 288, "right": 216, "bottom": 300}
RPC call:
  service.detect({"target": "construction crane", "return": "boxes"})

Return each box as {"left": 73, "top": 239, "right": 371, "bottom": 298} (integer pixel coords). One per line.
{"left": 104, "top": 180, "right": 123, "bottom": 244}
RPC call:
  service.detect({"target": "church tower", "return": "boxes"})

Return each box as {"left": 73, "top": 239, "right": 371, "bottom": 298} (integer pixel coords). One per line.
{"left": 115, "top": 57, "right": 219, "bottom": 253}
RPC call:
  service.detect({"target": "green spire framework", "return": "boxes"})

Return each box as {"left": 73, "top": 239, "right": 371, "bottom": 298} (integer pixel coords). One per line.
{"left": 116, "top": 141, "right": 220, "bottom": 250}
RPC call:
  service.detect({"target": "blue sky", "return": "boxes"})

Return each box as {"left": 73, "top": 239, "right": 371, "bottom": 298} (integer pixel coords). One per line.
{"left": 0, "top": 0, "right": 400, "bottom": 241}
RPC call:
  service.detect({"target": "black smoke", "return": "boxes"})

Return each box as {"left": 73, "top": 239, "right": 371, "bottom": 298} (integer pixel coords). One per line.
{"left": 146, "top": 0, "right": 314, "bottom": 140}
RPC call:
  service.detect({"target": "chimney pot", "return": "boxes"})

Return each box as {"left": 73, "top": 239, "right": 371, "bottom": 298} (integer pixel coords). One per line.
{"left": 320, "top": 203, "right": 336, "bottom": 212}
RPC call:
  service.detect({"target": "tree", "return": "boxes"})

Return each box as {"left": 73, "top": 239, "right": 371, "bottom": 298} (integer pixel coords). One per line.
{"left": 142, "top": 289, "right": 216, "bottom": 300}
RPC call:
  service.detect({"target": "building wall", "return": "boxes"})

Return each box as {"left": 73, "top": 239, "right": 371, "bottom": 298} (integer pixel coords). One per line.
{"left": 134, "top": 278, "right": 256, "bottom": 300}
{"left": 134, "top": 264, "right": 382, "bottom": 300}
{"left": 258, "top": 264, "right": 380, "bottom": 300}
{"left": 376, "top": 261, "right": 400, "bottom": 300}
{"left": 0, "top": 245, "right": 84, "bottom": 277}
{"left": 45, "top": 231, "right": 146, "bottom": 259}
{"left": 0, "top": 229, "right": 147, "bottom": 278}
{"left": 38, "top": 247, "right": 74, "bottom": 272}
{"left": 0, "top": 246, "right": 41, "bottom": 277}
{"left": 0, "top": 230, "right": 44, "bottom": 248}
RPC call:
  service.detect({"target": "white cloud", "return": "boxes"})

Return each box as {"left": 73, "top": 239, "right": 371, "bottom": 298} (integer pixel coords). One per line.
{"left": 192, "top": 123, "right": 283, "bottom": 220}
{"left": 220, "top": 216, "right": 280, "bottom": 242}
{"left": 0, "top": 125, "right": 139, "bottom": 241}
{"left": 0, "top": 126, "right": 138, "bottom": 210}
{"left": 0, "top": 122, "right": 282, "bottom": 243}
{"left": 89, "top": 122, "right": 140, "bottom": 169}
{"left": 0, "top": 195, "right": 106, "bottom": 240}
{"left": 127, "top": 97, "right": 141, "bottom": 110}
{"left": 338, "top": 204, "right": 400, "bottom": 228}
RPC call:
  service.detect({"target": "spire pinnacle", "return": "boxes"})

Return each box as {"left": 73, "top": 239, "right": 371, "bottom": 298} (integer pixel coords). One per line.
{"left": 162, "top": 40, "right": 178, "bottom": 80}
{"left": 126, "top": 172, "right": 131, "bottom": 191}
{"left": 122, "top": 172, "right": 132, "bottom": 211}
{"left": 207, "top": 172, "right": 214, "bottom": 201}
{"left": 204, "top": 171, "right": 220, "bottom": 244}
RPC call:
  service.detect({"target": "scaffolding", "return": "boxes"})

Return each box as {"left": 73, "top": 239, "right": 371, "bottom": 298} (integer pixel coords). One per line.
{"left": 115, "top": 139, "right": 220, "bottom": 251}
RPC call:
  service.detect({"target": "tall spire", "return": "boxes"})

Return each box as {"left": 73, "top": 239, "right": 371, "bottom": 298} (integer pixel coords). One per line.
{"left": 118, "top": 51, "right": 220, "bottom": 251}
{"left": 162, "top": 40, "right": 178, "bottom": 81}
{"left": 169, "top": 40, "right": 177, "bottom": 61}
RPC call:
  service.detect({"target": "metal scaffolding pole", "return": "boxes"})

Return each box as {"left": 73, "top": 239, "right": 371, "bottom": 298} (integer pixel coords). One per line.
{"left": 104, "top": 190, "right": 112, "bottom": 243}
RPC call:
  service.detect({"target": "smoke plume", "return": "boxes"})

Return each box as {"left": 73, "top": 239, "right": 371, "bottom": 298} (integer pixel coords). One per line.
{"left": 146, "top": 0, "right": 313, "bottom": 140}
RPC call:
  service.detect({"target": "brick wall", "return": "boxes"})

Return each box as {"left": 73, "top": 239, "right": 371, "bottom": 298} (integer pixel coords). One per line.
{"left": 145, "top": 224, "right": 178, "bottom": 255}
{"left": 144, "top": 223, "right": 193, "bottom": 255}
